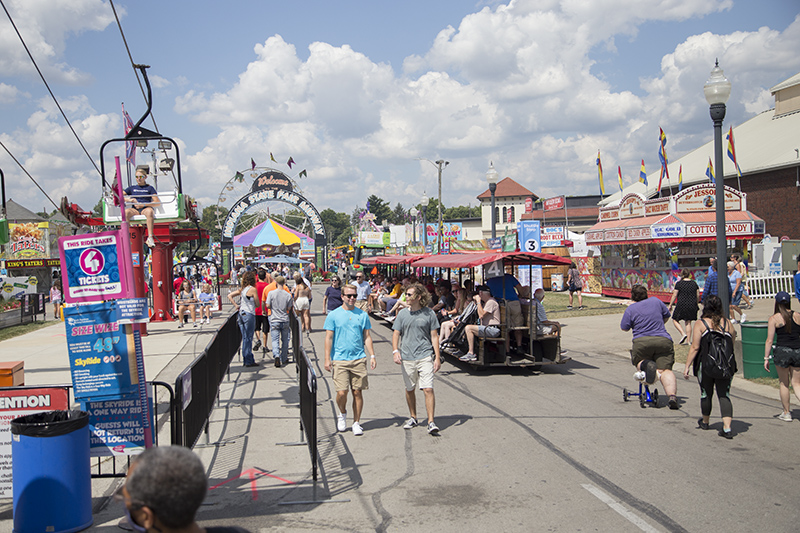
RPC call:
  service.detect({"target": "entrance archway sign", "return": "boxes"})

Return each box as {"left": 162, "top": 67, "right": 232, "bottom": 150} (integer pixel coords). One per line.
{"left": 221, "top": 170, "right": 327, "bottom": 270}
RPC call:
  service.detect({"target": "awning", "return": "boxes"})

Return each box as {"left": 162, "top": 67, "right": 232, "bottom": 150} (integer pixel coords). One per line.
{"left": 585, "top": 209, "right": 765, "bottom": 245}
{"left": 360, "top": 254, "right": 428, "bottom": 265}
{"left": 411, "top": 251, "right": 571, "bottom": 269}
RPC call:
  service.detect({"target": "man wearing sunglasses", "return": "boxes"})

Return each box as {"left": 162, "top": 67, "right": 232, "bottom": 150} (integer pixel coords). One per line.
{"left": 324, "top": 285, "right": 376, "bottom": 436}
{"left": 117, "top": 445, "right": 250, "bottom": 533}
{"left": 392, "top": 282, "right": 442, "bottom": 434}
{"left": 351, "top": 272, "right": 371, "bottom": 311}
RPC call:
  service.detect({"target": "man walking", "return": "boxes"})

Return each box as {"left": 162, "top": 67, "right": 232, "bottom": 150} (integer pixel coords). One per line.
{"left": 264, "top": 276, "right": 293, "bottom": 368}
{"left": 324, "top": 284, "right": 376, "bottom": 436}
{"left": 352, "top": 272, "right": 371, "bottom": 311}
{"left": 392, "top": 282, "right": 442, "bottom": 434}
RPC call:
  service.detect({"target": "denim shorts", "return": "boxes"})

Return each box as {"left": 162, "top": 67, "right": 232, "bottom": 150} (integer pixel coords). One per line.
{"left": 478, "top": 325, "right": 501, "bottom": 337}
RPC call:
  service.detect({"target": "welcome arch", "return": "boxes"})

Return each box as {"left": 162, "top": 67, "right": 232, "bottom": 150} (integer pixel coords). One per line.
{"left": 220, "top": 170, "right": 327, "bottom": 270}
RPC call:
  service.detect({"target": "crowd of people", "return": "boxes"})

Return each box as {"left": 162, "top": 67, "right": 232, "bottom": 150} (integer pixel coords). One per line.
{"left": 620, "top": 256, "right": 800, "bottom": 440}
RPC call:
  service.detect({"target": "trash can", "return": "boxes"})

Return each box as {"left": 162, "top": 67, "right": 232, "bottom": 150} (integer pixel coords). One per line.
{"left": 740, "top": 321, "right": 779, "bottom": 379}
{"left": 11, "top": 410, "right": 92, "bottom": 533}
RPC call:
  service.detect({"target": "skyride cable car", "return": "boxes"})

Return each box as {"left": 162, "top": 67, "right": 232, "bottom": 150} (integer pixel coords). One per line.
{"left": 60, "top": 64, "right": 209, "bottom": 324}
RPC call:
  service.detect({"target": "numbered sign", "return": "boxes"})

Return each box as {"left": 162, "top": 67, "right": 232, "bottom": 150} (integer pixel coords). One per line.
{"left": 485, "top": 259, "right": 504, "bottom": 279}
{"left": 58, "top": 230, "right": 130, "bottom": 303}
{"left": 516, "top": 220, "right": 541, "bottom": 253}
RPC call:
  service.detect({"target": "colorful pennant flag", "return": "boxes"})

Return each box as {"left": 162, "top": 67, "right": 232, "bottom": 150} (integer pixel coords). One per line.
{"left": 251, "top": 158, "right": 256, "bottom": 170}
{"left": 726, "top": 126, "right": 742, "bottom": 177}
{"left": 657, "top": 128, "right": 670, "bottom": 195}
{"left": 287, "top": 157, "right": 295, "bottom": 169}
{"left": 122, "top": 103, "right": 135, "bottom": 165}
{"left": 298, "top": 169, "right": 307, "bottom": 178}
{"left": 639, "top": 160, "right": 647, "bottom": 185}
{"left": 706, "top": 158, "right": 715, "bottom": 183}
{"left": 617, "top": 166, "right": 624, "bottom": 192}
{"left": 270, "top": 152, "right": 277, "bottom": 163}
{"left": 678, "top": 165, "right": 683, "bottom": 191}
{"left": 596, "top": 151, "right": 605, "bottom": 195}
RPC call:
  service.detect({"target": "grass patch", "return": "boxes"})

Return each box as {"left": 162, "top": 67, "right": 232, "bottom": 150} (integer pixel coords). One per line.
{"left": 543, "top": 292, "right": 628, "bottom": 318}
{"left": 745, "top": 376, "right": 781, "bottom": 389}
{"left": 0, "top": 320, "right": 59, "bottom": 342}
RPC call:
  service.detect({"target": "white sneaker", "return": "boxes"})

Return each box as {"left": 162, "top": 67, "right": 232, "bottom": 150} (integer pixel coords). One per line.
{"left": 740, "top": 314, "right": 747, "bottom": 323}
{"left": 337, "top": 413, "right": 347, "bottom": 432}
{"left": 427, "top": 421, "right": 440, "bottom": 435}
{"left": 730, "top": 319, "right": 738, "bottom": 324}
{"left": 778, "top": 412, "right": 792, "bottom": 422}
{"left": 634, "top": 371, "right": 646, "bottom": 382}
{"left": 145, "top": 236, "right": 155, "bottom": 247}
{"left": 403, "top": 417, "right": 418, "bottom": 429}
{"left": 352, "top": 421, "right": 363, "bottom": 436}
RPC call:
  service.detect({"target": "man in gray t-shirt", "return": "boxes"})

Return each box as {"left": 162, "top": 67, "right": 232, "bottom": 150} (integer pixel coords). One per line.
{"left": 265, "top": 276, "right": 294, "bottom": 367}
{"left": 392, "top": 282, "right": 441, "bottom": 435}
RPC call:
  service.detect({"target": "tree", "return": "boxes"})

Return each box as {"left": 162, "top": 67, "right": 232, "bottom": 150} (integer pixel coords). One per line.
{"left": 93, "top": 199, "right": 104, "bottom": 217}
{"left": 414, "top": 197, "right": 442, "bottom": 224}
{"left": 320, "top": 208, "right": 352, "bottom": 244}
{"left": 366, "top": 195, "right": 392, "bottom": 225}
{"left": 200, "top": 205, "right": 227, "bottom": 242}
{"left": 391, "top": 202, "right": 407, "bottom": 225}
{"left": 444, "top": 205, "right": 480, "bottom": 219}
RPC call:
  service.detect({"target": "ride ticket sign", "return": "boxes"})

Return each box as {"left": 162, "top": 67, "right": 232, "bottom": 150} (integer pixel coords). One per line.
{"left": 58, "top": 230, "right": 130, "bottom": 303}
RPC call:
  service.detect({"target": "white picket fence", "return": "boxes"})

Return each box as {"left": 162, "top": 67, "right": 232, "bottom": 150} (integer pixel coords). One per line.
{"left": 747, "top": 271, "right": 795, "bottom": 299}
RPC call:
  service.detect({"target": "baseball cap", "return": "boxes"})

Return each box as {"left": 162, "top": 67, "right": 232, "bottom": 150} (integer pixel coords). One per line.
{"left": 477, "top": 285, "right": 491, "bottom": 292}
{"left": 776, "top": 291, "right": 791, "bottom": 305}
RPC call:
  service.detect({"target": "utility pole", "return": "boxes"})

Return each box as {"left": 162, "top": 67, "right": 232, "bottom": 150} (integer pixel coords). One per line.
{"left": 435, "top": 159, "right": 449, "bottom": 252}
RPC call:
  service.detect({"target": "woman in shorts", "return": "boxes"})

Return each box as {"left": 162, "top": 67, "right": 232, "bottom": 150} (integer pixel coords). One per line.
{"left": 764, "top": 291, "right": 800, "bottom": 422}
{"left": 668, "top": 269, "right": 699, "bottom": 345}
{"left": 50, "top": 279, "right": 62, "bottom": 320}
{"left": 293, "top": 272, "right": 313, "bottom": 333}
{"left": 566, "top": 262, "right": 584, "bottom": 310}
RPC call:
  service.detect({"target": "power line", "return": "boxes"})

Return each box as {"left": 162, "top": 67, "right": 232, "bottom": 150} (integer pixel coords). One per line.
{"left": 0, "top": 140, "right": 59, "bottom": 211}
{"left": 0, "top": 0, "right": 102, "bottom": 176}
{"left": 109, "top": 0, "right": 160, "bottom": 134}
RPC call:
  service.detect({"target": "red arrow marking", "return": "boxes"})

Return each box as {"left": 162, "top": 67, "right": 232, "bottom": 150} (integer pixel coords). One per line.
{"left": 209, "top": 468, "right": 296, "bottom": 500}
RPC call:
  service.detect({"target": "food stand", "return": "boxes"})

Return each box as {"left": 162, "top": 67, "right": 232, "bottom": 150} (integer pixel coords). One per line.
{"left": 585, "top": 184, "right": 765, "bottom": 301}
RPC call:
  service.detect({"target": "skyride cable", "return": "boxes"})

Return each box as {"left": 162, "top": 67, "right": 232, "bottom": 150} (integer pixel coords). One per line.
{"left": 0, "top": 140, "right": 59, "bottom": 211}
{"left": 0, "top": 0, "right": 102, "bottom": 177}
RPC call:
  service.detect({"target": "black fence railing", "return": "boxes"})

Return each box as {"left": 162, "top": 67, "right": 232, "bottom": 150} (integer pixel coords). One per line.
{"left": 296, "top": 345, "right": 318, "bottom": 481}
{"left": 174, "top": 312, "right": 241, "bottom": 448}
{"left": 0, "top": 293, "right": 46, "bottom": 330}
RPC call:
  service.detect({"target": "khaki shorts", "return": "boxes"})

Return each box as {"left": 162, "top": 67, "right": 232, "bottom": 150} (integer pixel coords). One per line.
{"left": 506, "top": 300, "right": 523, "bottom": 327}
{"left": 631, "top": 336, "right": 675, "bottom": 370}
{"left": 401, "top": 357, "right": 435, "bottom": 391}
{"left": 332, "top": 358, "right": 369, "bottom": 391}
{"left": 355, "top": 300, "right": 369, "bottom": 311}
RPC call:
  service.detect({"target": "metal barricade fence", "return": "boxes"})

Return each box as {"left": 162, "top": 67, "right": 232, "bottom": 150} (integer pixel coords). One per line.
{"left": 174, "top": 312, "right": 241, "bottom": 448}
{"left": 747, "top": 271, "right": 795, "bottom": 299}
{"left": 296, "top": 345, "right": 318, "bottom": 481}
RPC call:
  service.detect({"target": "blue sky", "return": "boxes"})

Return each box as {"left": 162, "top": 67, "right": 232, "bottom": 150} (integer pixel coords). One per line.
{"left": 1, "top": 0, "right": 799, "bottom": 220}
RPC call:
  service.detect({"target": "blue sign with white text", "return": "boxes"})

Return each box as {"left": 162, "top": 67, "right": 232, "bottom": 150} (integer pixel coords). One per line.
{"left": 65, "top": 301, "right": 136, "bottom": 401}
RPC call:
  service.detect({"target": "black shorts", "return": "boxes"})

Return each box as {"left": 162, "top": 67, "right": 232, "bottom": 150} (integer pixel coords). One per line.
{"left": 255, "top": 314, "right": 269, "bottom": 333}
{"left": 773, "top": 345, "right": 800, "bottom": 368}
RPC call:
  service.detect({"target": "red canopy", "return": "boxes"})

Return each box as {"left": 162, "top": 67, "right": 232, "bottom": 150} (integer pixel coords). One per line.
{"left": 410, "top": 251, "right": 570, "bottom": 268}
{"left": 360, "top": 254, "right": 428, "bottom": 265}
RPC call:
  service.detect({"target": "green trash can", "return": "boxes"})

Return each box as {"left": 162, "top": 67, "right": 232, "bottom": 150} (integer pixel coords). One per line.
{"left": 740, "top": 321, "right": 779, "bottom": 379}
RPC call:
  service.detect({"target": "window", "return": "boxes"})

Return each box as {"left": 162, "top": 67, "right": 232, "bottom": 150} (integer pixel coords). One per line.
{"left": 509, "top": 206, "right": 515, "bottom": 222}
{"left": 502, "top": 207, "right": 507, "bottom": 223}
{"left": 494, "top": 207, "right": 499, "bottom": 223}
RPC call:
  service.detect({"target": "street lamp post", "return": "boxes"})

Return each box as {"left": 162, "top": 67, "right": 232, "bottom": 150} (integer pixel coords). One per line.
{"left": 486, "top": 162, "right": 499, "bottom": 239}
{"left": 435, "top": 159, "right": 449, "bottom": 252}
{"left": 409, "top": 207, "right": 418, "bottom": 246}
{"left": 704, "top": 60, "right": 732, "bottom": 317}
{"left": 420, "top": 194, "right": 429, "bottom": 248}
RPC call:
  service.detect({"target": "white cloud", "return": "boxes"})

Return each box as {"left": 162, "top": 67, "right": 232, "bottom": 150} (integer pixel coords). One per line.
{"left": 0, "top": 0, "right": 116, "bottom": 84}
{"left": 0, "top": 82, "right": 27, "bottom": 104}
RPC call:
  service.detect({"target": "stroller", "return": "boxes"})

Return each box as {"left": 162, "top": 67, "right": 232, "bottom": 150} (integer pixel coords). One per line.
{"left": 440, "top": 301, "right": 479, "bottom": 356}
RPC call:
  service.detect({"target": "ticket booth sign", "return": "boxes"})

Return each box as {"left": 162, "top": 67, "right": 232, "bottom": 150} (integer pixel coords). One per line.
{"left": 58, "top": 230, "right": 130, "bottom": 304}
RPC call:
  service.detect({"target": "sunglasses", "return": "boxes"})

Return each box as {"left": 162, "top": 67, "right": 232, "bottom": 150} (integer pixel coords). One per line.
{"left": 342, "top": 293, "right": 357, "bottom": 298}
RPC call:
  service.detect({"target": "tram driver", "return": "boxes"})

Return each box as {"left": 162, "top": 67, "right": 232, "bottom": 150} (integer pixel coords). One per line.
{"left": 124, "top": 166, "right": 160, "bottom": 248}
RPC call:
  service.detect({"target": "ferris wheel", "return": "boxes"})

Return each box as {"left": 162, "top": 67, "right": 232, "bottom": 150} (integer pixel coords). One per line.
{"left": 214, "top": 166, "right": 308, "bottom": 237}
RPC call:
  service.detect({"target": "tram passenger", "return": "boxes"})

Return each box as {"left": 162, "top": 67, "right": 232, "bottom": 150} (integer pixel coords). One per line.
{"left": 620, "top": 284, "right": 679, "bottom": 409}
{"left": 432, "top": 282, "right": 457, "bottom": 323}
{"left": 486, "top": 271, "right": 524, "bottom": 352}
{"left": 532, "top": 288, "right": 561, "bottom": 337}
{"left": 460, "top": 286, "right": 501, "bottom": 362}
{"left": 124, "top": 167, "right": 160, "bottom": 248}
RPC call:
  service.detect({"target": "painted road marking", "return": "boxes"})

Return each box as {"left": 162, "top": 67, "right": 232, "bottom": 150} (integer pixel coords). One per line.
{"left": 582, "top": 483, "right": 660, "bottom": 533}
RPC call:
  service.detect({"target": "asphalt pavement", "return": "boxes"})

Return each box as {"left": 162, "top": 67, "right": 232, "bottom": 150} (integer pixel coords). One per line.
{"left": 0, "top": 291, "right": 795, "bottom": 533}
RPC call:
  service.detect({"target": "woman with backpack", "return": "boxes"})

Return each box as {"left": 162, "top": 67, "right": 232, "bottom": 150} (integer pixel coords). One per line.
{"left": 763, "top": 291, "right": 800, "bottom": 422}
{"left": 683, "top": 295, "right": 737, "bottom": 439}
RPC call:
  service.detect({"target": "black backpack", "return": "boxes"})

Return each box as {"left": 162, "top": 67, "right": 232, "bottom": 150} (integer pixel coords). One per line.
{"left": 696, "top": 319, "right": 737, "bottom": 379}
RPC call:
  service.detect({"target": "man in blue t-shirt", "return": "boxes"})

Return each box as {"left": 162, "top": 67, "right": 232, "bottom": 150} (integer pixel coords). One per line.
{"left": 124, "top": 167, "right": 160, "bottom": 248}
{"left": 486, "top": 272, "right": 524, "bottom": 351}
{"left": 324, "top": 284, "right": 376, "bottom": 436}
{"left": 620, "top": 284, "right": 679, "bottom": 409}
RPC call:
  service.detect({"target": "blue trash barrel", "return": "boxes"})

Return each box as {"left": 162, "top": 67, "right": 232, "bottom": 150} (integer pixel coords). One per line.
{"left": 11, "top": 410, "right": 92, "bottom": 533}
